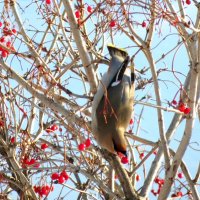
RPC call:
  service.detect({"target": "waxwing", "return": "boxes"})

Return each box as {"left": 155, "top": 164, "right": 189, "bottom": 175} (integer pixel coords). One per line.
{"left": 92, "top": 44, "right": 135, "bottom": 156}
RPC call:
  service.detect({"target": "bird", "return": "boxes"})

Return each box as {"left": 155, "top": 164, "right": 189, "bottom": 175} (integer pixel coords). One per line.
{"left": 91, "top": 44, "right": 135, "bottom": 157}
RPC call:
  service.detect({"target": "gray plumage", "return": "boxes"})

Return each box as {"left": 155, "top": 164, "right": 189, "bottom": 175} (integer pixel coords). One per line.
{"left": 92, "top": 44, "right": 135, "bottom": 156}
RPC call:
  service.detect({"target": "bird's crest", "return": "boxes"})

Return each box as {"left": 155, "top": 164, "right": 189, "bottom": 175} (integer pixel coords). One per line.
{"left": 107, "top": 44, "right": 128, "bottom": 59}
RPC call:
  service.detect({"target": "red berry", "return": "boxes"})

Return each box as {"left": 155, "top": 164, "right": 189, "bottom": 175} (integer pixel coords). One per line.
{"left": 10, "top": 137, "right": 15, "bottom": 144}
{"left": 46, "top": 0, "right": 51, "bottom": 4}
{"left": 178, "top": 102, "right": 185, "bottom": 112}
{"left": 41, "top": 186, "right": 48, "bottom": 195}
{"left": 29, "top": 158, "right": 36, "bottom": 165}
{"left": 136, "top": 174, "right": 140, "bottom": 181}
{"left": 154, "top": 177, "right": 160, "bottom": 184}
{"left": 77, "top": 19, "right": 82, "bottom": 26}
{"left": 50, "top": 124, "right": 58, "bottom": 131}
{"left": 41, "top": 143, "right": 48, "bottom": 150}
{"left": 78, "top": 143, "right": 86, "bottom": 151}
{"left": 129, "top": 118, "right": 134, "bottom": 125}
{"left": 51, "top": 172, "right": 59, "bottom": 180}
{"left": 179, "top": 106, "right": 185, "bottom": 112}
{"left": 0, "top": 37, "right": 5, "bottom": 43}
{"left": 0, "top": 120, "right": 4, "bottom": 127}
{"left": 176, "top": 191, "right": 183, "bottom": 197}
{"left": 109, "top": 20, "right": 116, "bottom": 28}
{"left": 186, "top": 0, "right": 191, "bottom": 5}
{"left": 23, "top": 158, "right": 30, "bottom": 165}
{"left": 172, "top": 100, "right": 177, "bottom": 105}
{"left": 142, "top": 21, "right": 146, "bottom": 27}
{"left": 45, "top": 185, "right": 50, "bottom": 190}
{"left": 75, "top": 10, "right": 81, "bottom": 18}
{"left": 0, "top": 22, "right": 2, "bottom": 27}
{"left": 158, "top": 179, "right": 164, "bottom": 185}
{"left": 34, "top": 186, "right": 40, "bottom": 193}
{"left": 184, "top": 107, "right": 191, "bottom": 114}
{"left": 58, "top": 175, "right": 65, "bottom": 184}
{"left": 85, "top": 138, "right": 91, "bottom": 147}
{"left": 154, "top": 177, "right": 164, "bottom": 185}
{"left": 12, "top": 29, "right": 16, "bottom": 34}
{"left": 121, "top": 156, "right": 129, "bottom": 164}
{"left": 2, "top": 50, "right": 8, "bottom": 58}
{"left": 45, "top": 185, "right": 51, "bottom": 194}
{"left": 153, "top": 151, "right": 157, "bottom": 155}
{"left": 60, "top": 170, "right": 69, "bottom": 181}
{"left": 139, "top": 152, "right": 144, "bottom": 159}
{"left": 178, "top": 172, "right": 184, "bottom": 179}
{"left": 39, "top": 191, "right": 43, "bottom": 197}
{"left": 87, "top": 6, "right": 92, "bottom": 13}
{"left": 6, "top": 41, "right": 11, "bottom": 48}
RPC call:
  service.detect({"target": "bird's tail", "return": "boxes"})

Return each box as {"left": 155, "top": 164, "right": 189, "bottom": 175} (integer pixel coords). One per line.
{"left": 107, "top": 44, "right": 128, "bottom": 59}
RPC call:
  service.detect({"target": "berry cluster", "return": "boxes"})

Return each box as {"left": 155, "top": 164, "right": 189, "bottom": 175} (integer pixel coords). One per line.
{"left": 46, "top": 124, "right": 58, "bottom": 133}
{"left": 78, "top": 138, "right": 91, "bottom": 151}
{"left": 74, "top": 5, "right": 93, "bottom": 25}
{"left": 171, "top": 191, "right": 183, "bottom": 198}
{"left": 34, "top": 185, "right": 53, "bottom": 197}
{"left": 51, "top": 170, "right": 69, "bottom": 184}
{"left": 21, "top": 157, "right": 40, "bottom": 168}
{"left": 0, "top": 21, "right": 16, "bottom": 58}
{"left": 172, "top": 100, "right": 191, "bottom": 114}
{"left": 151, "top": 177, "right": 165, "bottom": 196}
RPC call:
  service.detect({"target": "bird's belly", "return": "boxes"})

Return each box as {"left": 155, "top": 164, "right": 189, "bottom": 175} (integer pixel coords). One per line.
{"left": 96, "top": 84, "right": 133, "bottom": 130}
